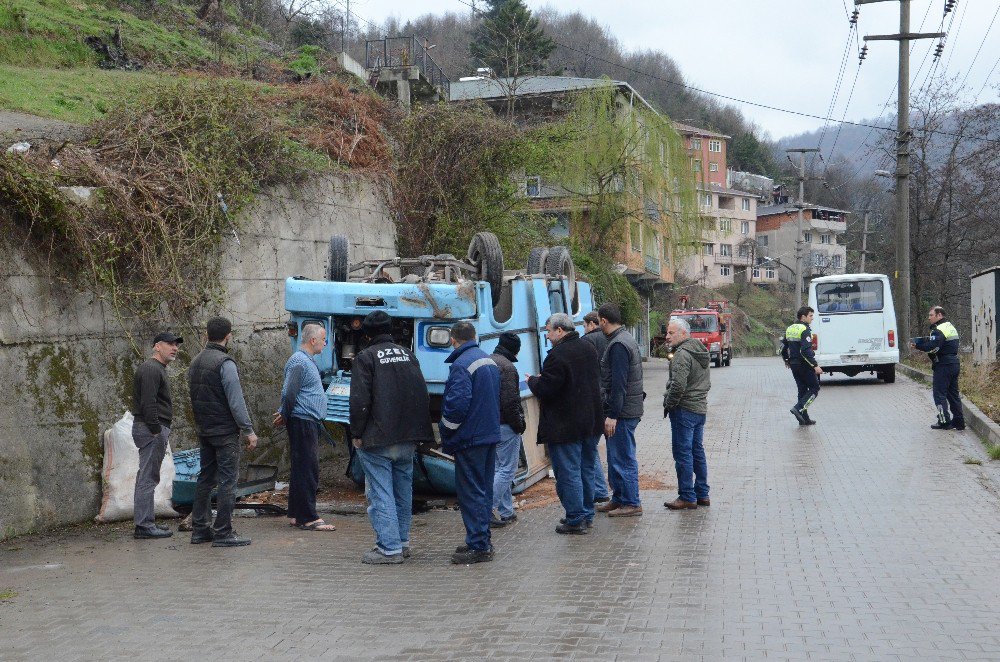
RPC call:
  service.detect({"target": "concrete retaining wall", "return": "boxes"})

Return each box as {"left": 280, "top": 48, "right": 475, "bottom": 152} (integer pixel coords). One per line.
{"left": 0, "top": 175, "right": 396, "bottom": 539}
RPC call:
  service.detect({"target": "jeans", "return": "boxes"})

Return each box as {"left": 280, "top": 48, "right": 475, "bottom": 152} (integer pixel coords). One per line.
{"left": 669, "top": 407, "right": 709, "bottom": 503}
{"left": 492, "top": 425, "right": 522, "bottom": 518}
{"left": 591, "top": 436, "right": 610, "bottom": 500}
{"left": 790, "top": 362, "right": 820, "bottom": 411}
{"left": 454, "top": 443, "right": 496, "bottom": 551}
{"left": 191, "top": 433, "right": 241, "bottom": 538}
{"left": 606, "top": 418, "right": 641, "bottom": 507}
{"left": 548, "top": 440, "right": 596, "bottom": 526}
{"left": 932, "top": 362, "right": 964, "bottom": 425}
{"left": 357, "top": 443, "right": 415, "bottom": 555}
{"left": 287, "top": 417, "right": 321, "bottom": 525}
{"left": 131, "top": 421, "right": 169, "bottom": 528}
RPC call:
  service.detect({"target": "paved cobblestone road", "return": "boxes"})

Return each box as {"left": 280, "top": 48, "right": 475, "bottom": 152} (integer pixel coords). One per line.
{"left": 3, "top": 358, "right": 1000, "bottom": 661}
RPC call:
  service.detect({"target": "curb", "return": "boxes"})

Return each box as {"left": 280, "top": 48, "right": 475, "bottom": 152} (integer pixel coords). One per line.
{"left": 897, "top": 363, "right": 1000, "bottom": 447}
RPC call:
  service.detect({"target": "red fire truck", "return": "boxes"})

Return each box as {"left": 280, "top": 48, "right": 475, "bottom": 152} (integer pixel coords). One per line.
{"left": 667, "top": 298, "right": 733, "bottom": 368}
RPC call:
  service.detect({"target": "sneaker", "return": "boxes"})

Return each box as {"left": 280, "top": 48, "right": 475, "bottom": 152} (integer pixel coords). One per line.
{"left": 953, "top": 423, "right": 966, "bottom": 431}
{"left": 155, "top": 523, "right": 171, "bottom": 531}
{"left": 190, "top": 530, "right": 214, "bottom": 544}
{"left": 559, "top": 517, "right": 593, "bottom": 528}
{"left": 134, "top": 526, "right": 172, "bottom": 539}
{"left": 211, "top": 533, "right": 251, "bottom": 547}
{"left": 593, "top": 497, "right": 612, "bottom": 506}
{"left": 790, "top": 408, "right": 806, "bottom": 424}
{"left": 489, "top": 513, "right": 517, "bottom": 528}
{"left": 361, "top": 547, "right": 404, "bottom": 565}
{"left": 930, "top": 421, "right": 954, "bottom": 430}
{"left": 555, "top": 521, "right": 589, "bottom": 535}
{"left": 450, "top": 547, "right": 494, "bottom": 564}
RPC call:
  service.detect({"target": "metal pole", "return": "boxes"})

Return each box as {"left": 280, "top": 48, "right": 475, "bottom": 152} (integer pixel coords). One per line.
{"left": 786, "top": 148, "right": 819, "bottom": 310}
{"left": 896, "top": 0, "right": 912, "bottom": 353}
{"left": 860, "top": 209, "right": 869, "bottom": 272}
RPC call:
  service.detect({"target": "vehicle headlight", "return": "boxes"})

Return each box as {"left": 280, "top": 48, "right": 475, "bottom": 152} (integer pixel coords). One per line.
{"left": 710, "top": 342, "right": 721, "bottom": 351}
{"left": 427, "top": 326, "right": 451, "bottom": 347}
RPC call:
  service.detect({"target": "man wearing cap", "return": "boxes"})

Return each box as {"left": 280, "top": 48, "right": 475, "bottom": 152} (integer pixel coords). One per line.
{"left": 489, "top": 332, "right": 526, "bottom": 529}
{"left": 131, "top": 330, "right": 182, "bottom": 539}
{"left": 188, "top": 317, "right": 258, "bottom": 547}
{"left": 349, "top": 311, "right": 434, "bottom": 564}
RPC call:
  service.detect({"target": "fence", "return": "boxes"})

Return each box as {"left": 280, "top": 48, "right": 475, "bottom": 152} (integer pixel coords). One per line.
{"left": 365, "top": 35, "right": 450, "bottom": 98}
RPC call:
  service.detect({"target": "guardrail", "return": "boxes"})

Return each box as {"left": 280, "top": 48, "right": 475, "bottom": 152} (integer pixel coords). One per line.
{"left": 364, "top": 35, "right": 450, "bottom": 98}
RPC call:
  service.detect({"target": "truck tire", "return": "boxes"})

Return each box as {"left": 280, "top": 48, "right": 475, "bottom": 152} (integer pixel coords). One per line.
{"left": 723, "top": 351, "right": 732, "bottom": 367}
{"left": 880, "top": 364, "right": 896, "bottom": 383}
{"left": 713, "top": 355, "right": 721, "bottom": 368}
{"left": 467, "top": 232, "right": 504, "bottom": 307}
{"left": 327, "top": 235, "right": 349, "bottom": 282}
{"left": 544, "top": 246, "right": 576, "bottom": 305}
{"left": 526, "top": 247, "right": 549, "bottom": 274}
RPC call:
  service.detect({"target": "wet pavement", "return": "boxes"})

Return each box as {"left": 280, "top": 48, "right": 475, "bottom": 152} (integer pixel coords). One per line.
{"left": 3, "top": 357, "right": 1000, "bottom": 661}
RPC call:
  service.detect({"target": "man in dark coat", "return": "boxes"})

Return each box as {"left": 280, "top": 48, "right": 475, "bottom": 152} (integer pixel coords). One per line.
{"left": 580, "top": 311, "right": 611, "bottom": 506}
{"left": 490, "top": 332, "right": 526, "bottom": 528}
{"left": 527, "top": 313, "right": 604, "bottom": 534}
{"left": 350, "top": 311, "right": 434, "bottom": 564}
{"left": 911, "top": 305, "right": 965, "bottom": 430}
{"left": 439, "top": 321, "right": 501, "bottom": 564}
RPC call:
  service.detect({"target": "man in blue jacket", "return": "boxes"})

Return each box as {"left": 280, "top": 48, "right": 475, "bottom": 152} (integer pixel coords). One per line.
{"left": 911, "top": 305, "right": 965, "bottom": 431}
{"left": 439, "top": 321, "right": 501, "bottom": 564}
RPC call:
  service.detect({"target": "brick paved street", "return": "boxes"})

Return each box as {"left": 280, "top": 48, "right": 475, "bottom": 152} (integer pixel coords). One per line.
{"left": 3, "top": 357, "right": 1000, "bottom": 661}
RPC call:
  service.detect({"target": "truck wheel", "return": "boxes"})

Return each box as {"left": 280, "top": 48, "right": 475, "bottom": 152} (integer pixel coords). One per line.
{"left": 880, "top": 364, "right": 896, "bottom": 383}
{"left": 724, "top": 352, "right": 732, "bottom": 366}
{"left": 467, "top": 232, "right": 504, "bottom": 307}
{"left": 713, "top": 356, "right": 721, "bottom": 368}
{"left": 526, "top": 247, "right": 549, "bottom": 274}
{"left": 327, "top": 235, "right": 349, "bottom": 282}
{"left": 544, "top": 246, "right": 576, "bottom": 305}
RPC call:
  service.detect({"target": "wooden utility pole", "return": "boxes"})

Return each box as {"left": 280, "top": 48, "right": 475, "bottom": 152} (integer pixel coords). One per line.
{"left": 786, "top": 148, "right": 820, "bottom": 310}
{"left": 857, "top": 0, "right": 945, "bottom": 351}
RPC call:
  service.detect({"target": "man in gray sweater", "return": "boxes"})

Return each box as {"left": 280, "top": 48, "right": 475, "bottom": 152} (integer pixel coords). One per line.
{"left": 662, "top": 317, "right": 712, "bottom": 511}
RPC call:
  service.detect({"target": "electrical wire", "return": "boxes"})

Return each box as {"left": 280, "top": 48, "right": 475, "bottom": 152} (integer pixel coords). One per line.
{"left": 958, "top": 3, "right": 1000, "bottom": 92}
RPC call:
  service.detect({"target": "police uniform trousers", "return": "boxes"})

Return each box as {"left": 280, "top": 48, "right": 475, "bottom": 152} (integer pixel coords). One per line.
{"left": 790, "top": 361, "right": 820, "bottom": 411}
{"left": 931, "top": 362, "right": 964, "bottom": 426}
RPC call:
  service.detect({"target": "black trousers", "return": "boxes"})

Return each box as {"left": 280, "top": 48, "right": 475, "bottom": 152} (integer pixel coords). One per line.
{"left": 287, "top": 417, "right": 321, "bottom": 525}
{"left": 790, "top": 362, "right": 820, "bottom": 411}
{"left": 192, "top": 432, "right": 241, "bottom": 538}
{"left": 931, "top": 362, "right": 964, "bottom": 425}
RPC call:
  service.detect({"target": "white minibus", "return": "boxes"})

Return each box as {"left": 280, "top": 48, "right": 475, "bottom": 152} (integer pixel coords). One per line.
{"left": 807, "top": 273, "right": 899, "bottom": 382}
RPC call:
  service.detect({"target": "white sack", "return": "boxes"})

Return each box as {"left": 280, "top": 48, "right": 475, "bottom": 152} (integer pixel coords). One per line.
{"left": 95, "top": 412, "right": 180, "bottom": 522}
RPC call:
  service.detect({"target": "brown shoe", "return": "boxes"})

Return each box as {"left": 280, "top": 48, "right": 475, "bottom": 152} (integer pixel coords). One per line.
{"left": 595, "top": 500, "right": 621, "bottom": 513}
{"left": 697, "top": 498, "right": 710, "bottom": 507}
{"left": 607, "top": 505, "right": 643, "bottom": 517}
{"left": 664, "top": 499, "right": 698, "bottom": 510}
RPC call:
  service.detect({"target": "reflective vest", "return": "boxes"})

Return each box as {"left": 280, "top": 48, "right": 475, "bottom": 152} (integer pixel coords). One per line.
{"left": 782, "top": 322, "right": 816, "bottom": 366}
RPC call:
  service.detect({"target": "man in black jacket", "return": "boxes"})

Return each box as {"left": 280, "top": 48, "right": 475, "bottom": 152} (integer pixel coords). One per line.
{"left": 527, "top": 313, "right": 604, "bottom": 534}
{"left": 580, "top": 311, "right": 612, "bottom": 506}
{"left": 349, "top": 311, "right": 434, "bottom": 564}
{"left": 188, "top": 317, "right": 258, "bottom": 548}
{"left": 490, "top": 333, "right": 526, "bottom": 528}
{"left": 131, "top": 330, "right": 182, "bottom": 539}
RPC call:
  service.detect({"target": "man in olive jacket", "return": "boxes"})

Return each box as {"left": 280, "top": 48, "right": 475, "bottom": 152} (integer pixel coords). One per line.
{"left": 527, "top": 313, "right": 604, "bottom": 534}
{"left": 350, "top": 311, "right": 434, "bottom": 564}
{"left": 662, "top": 317, "right": 712, "bottom": 511}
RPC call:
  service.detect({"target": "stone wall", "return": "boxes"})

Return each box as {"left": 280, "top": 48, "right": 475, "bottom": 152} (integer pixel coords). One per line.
{"left": 0, "top": 175, "right": 396, "bottom": 539}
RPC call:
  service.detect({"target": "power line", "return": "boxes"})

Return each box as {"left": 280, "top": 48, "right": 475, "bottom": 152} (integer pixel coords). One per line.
{"left": 818, "top": 23, "right": 860, "bottom": 155}
{"left": 958, "top": 3, "right": 1000, "bottom": 92}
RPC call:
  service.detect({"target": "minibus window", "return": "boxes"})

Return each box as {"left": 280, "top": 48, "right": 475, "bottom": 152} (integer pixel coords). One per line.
{"left": 816, "top": 280, "right": 884, "bottom": 313}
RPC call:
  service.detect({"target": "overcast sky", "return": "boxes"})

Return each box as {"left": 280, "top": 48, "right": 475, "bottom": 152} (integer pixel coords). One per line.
{"left": 349, "top": 0, "right": 1000, "bottom": 139}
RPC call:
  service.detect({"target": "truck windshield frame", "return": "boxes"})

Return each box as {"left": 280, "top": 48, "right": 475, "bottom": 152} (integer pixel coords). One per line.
{"left": 674, "top": 314, "right": 719, "bottom": 333}
{"left": 816, "top": 280, "right": 884, "bottom": 313}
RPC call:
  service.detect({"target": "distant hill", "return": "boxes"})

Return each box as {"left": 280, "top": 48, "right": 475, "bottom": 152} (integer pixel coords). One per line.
{"left": 775, "top": 115, "right": 896, "bottom": 176}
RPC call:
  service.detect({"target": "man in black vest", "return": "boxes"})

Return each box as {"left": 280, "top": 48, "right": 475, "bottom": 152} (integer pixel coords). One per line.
{"left": 188, "top": 317, "right": 258, "bottom": 547}
{"left": 580, "top": 311, "right": 612, "bottom": 506}
{"left": 595, "top": 303, "right": 644, "bottom": 517}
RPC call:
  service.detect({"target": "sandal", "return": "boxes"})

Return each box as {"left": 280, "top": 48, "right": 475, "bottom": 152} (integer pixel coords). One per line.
{"left": 298, "top": 519, "right": 336, "bottom": 531}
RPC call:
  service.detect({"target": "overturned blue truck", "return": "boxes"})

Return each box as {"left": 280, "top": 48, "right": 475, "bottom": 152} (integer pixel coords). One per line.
{"left": 283, "top": 233, "right": 595, "bottom": 495}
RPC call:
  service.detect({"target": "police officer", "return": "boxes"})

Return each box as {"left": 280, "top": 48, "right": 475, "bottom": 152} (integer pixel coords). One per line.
{"left": 910, "top": 306, "right": 965, "bottom": 431}
{"left": 782, "top": 306, "right": 822, "bottom": 425}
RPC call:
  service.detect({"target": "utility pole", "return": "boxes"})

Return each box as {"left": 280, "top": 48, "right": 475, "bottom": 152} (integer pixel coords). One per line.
{"left": 786, "top": 148, "right": 820, "bottom": 310}
{"left": 857, "top": 0, "right": 945, "bottom": 352}
{"left": 860, "top": 209, "right": 870, "bottom": 272}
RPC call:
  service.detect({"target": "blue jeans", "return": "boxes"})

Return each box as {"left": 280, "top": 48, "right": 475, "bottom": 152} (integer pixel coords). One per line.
{"left": 669, "top": 408, "right": 709, "bottom": 503}
{"left": 357, "top": 443, "right": 415, "bottom": 555}
{"left": 547, "top": 441, "right": 595, "bottom": 526}
{"left": 492, "top": 425, "right": 521, "bottom": 518}
{"left": 591, "top": 436, "right": 610, "bottom": 500}
{"left": 455, "top": 443, "right": 496, "bottom": 551}
{"left": 606, "top": 418, "right": 641, "bottom": 507}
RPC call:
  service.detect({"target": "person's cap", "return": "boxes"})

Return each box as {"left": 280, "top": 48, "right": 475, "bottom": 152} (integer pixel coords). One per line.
{"left": 153, "top": 331, "right": 183, "bottom": 345}
{"left": 362, "top": 310, "right": 392, "bottom": 335}
{"left": 498, "top": 332, "right": 521, "bottom": 355}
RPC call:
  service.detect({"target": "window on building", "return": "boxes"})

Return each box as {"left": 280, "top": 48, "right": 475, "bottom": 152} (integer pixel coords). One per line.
{"left": 820, "top": 234, "right": 831, "bottom": 244}
{"left": 741, "top": 198, "right": 751, "bottom": 211}
{"left": 752, "top": 267, "right": 761, "bottom": 278}
{"left": 757, "top": 235, "right": 769, "bottom": 247}
{"left": 833, "top": 254, "right": 843, "bottom": 268}
{"left": 738, "top": 243, "right": 750, "bottom": 258}
{"left": 720, "top": 265, "right": 732, "bottom": 276}
{"left": 709, "top": 140, "right": 722, "bottom": 153}
{"left": 718, "top": 218, "right": 732, "bottom": 233}
{"left": 720, "top": 244, "right": 732, "bottom": 257}
{"left": 803, "top": 232, "right": 812, "bottom": 243}
{"left": 693, "top": 159, "right": 702, "bottom": 172}
{"left": 703, "top": 243, "right": 714, "bottom": 256}
{"left": 701, "top": 192, "right": 713, "bottom": 208}
{"left": 663, "top": 241, "right": 670, "bottom": 262}
{"left": 691, "top": 137, "right": 702, "bottom": 150}
{"left": 766, "top": 268, "right": 775, "bottom": 279}
{"left": 741, "top": 220, "right": 750, "bottom": 234}
{"left": 525, "top": 175, "right": 541, "bottom": 197}
{"left": 709, "top": 162, "right": 719, "bottom": 172}
{"left": 630, "top": 222, "right": 641, "bottom": 251}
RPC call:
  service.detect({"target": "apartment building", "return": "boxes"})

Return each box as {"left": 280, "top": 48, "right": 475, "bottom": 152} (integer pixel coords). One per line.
{"left": 755, "top": 203, "right": 850, "bottom": 286}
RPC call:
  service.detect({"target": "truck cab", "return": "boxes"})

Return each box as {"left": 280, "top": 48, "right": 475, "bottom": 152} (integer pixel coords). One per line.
{"left": 669, "top": 300, "right": 733, "bottom": 367}
{"left": 284, "top": 235, "right": 594, "bottom": 495}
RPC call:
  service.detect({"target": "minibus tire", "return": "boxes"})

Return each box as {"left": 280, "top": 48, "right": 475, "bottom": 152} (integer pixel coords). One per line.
{"left": 467, "top": 232, "right": 504, "bottom": 307}
{"left": 544, "top": 246, "right": 576, "bottom": 304}
{"left": 880, "top": 365, "right": 896, "bottom": 383}
{"left": 327, "top": 235, "right": 349, "bottom": 282}
{"left": 527, "top": 247, "right": 549, "bottom": 274}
